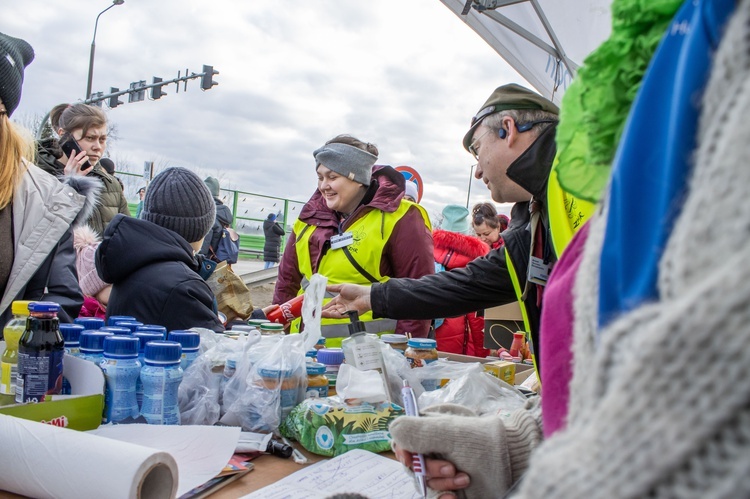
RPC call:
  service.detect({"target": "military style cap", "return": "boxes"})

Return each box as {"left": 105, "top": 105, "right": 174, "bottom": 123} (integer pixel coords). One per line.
{"left": 462, "top": 83, "right": 559, "bottom": 151}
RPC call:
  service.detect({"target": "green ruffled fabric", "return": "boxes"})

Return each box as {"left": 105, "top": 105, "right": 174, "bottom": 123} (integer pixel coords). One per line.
{"left": 554, "top": 0, "right": 683, "bottom": 203}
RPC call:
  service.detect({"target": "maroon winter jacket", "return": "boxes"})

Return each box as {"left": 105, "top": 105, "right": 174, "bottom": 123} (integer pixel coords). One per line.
{"left": 274, "top": 165, "right": 434, "bottom": 337}
{"left": 433, "top": 229, "right": 491, "bottom": 356}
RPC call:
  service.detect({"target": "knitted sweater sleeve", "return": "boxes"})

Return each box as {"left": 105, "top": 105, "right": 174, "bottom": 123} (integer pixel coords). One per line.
{"left": 390, "top": 397, "right": 542, "bottom": 498}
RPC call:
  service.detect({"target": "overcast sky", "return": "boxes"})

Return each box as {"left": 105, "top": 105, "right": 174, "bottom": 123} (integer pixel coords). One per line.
{"left": 6, "top": 0, "right": 524, "bottom": 225}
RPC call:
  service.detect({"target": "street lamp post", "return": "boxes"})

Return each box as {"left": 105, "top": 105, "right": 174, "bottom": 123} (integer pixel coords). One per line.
{"left": 466, "top": 163, "right": 476, "bottom": 208}
{"left": 85, "top": 0, "right": 125, "bottom": 100}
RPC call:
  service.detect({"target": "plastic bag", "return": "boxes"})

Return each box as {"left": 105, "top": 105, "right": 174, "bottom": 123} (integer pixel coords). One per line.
{"left": 379, "top": 342, "right": 424, "bottom": 407}
{"left": 219, "top": 274, "right": 328, "bottom": 432}
{"left": 179, "top": 330, "right": 260, "bottom": 425}
{"left": 416, "top": 361, "right": 527, "bottom": 416}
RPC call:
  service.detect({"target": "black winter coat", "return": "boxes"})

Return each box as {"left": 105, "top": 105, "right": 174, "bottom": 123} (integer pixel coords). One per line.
{"left": 96, "top": 214, "right": 223, "bottom": 333}
{"left": 262, "top": 219, "right": 285, "bottom": 263}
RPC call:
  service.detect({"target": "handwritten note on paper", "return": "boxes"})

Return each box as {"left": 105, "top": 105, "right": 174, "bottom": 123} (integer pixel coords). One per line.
{"left": 241, "top": 449, "right": 422, "bottom": 499}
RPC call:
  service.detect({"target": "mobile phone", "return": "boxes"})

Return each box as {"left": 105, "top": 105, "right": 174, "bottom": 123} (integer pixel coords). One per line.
{"left": 59, "top": 134, "right": 92, "bottom": 171}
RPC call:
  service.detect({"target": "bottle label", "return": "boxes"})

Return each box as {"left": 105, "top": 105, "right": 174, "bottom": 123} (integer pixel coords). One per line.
{"left": 0, "top": 361, "right": 16, "bottom": 395}
{"left": 351, "top": 343, "right": 384, "bottom": 372}
{"left": 101, "top": 359, "right": 140, "bottom": 423}
{"left": 16, "top": 349, "right": 64, "bottom": 403}
{"left": 141, "top": 365, "right": 182, "bottom": 425}
{"left": 305, "top": 386, "right": 328, "bottom": 399}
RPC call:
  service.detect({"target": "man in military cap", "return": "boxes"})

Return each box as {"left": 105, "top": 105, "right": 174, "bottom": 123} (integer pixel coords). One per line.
{"left": 324, "top": 84, "right": 560, "bottom": 363}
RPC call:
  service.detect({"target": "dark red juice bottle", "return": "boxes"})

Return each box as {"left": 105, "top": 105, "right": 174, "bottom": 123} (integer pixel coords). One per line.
{"left": 16, "top": 302, "right": 64, "bottom": 403}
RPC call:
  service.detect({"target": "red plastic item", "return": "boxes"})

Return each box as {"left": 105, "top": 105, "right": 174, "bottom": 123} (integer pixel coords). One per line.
{"left": 266, "top": 295, "right": 304, "bottom": 324}
{"left": 509, "top": 331, "right": 526, "bottom": 358}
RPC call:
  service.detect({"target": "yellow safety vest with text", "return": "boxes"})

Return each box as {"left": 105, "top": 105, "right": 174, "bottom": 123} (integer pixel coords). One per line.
{"left": 292, "top": 200, "right": 431, "bottom": 344}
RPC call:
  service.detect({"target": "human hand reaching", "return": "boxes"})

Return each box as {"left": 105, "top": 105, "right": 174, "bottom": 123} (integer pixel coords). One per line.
{"left": 321, "top": 284, "right": 372, "bottom": 318}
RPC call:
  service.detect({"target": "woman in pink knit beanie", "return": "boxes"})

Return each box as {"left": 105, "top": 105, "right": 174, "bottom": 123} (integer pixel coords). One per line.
{"left": 73, "top": 225, "right": 111, "bottom": 318}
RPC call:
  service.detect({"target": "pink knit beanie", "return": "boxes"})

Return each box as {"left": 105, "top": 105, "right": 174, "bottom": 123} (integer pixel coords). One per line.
{"left": 74, "top": 225, "right": 109, "bottom": 297}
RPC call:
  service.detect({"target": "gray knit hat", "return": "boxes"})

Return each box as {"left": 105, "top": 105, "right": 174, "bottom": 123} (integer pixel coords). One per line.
{"left": 142, "top": 167, "right": 216, "bottom": 243}
{"left": 204, "top": 176, "right": 220, "bottom": 197}
{"left": 313, "top": 143, "right": 377, "bottom": 186}
{"left": 0, "top": 32, "right": 34, "bottom": 117}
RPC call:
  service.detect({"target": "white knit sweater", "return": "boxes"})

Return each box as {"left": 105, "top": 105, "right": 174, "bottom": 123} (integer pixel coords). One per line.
{"left": 517, "top": 1, "right": 750, "bottom": 497}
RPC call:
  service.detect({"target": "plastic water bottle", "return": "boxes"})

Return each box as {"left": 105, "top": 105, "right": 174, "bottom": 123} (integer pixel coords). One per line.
{"left": 140, "top": 340, "right": 183, "bottom": 425}
{"left": 79, "top": 331, "right": 114, "bottom": 366}
{"left": 0, "top": 300, "right": 32, "bottom": 400}
{"left": 16, "top": 302, "right": 64, "bottom": 403}
{"left": 100, "top": 336, "right": 141, "bottom": 423}
{"left": 133, "top": 331, "right": 164, "bottom": 409}
{"left": 60, "top": 323, "right": 85, "bottom": 395}
{"left": 107, "top": 315, "right": 136, "bottom": 326}
{"left": 136, "top": 325, "right": 167, "bottom": 338}
{"left": 73, "top": 316, "right": 105, "bottom": 331}
{"left": 167, "top": 330, "right": 200, "bottom": 371}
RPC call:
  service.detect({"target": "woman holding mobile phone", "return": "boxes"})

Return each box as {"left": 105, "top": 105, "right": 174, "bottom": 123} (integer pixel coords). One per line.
{"left": 36, "top": 103, "right": 130, "bottom": 236}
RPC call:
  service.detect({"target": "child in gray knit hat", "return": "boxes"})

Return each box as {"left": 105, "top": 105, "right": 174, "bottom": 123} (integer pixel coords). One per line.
{"left": 96, "top": 167, "right": 224, "bottom": 333}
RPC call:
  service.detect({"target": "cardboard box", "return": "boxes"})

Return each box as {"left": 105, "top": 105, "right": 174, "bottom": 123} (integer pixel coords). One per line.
{"left": 483, "top": 302, "right": 525, "bottom": 350}
{"left": 484, "top": 360, "right": 516, "bottom": 384}
{"left": 0, "top": 343, "right": 105, "bottom": 430}
{"left": 438, "top": 351, "right": 534, "bottom": 386}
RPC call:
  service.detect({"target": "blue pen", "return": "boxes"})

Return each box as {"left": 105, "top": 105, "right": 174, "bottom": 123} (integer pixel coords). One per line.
{"left": 401, "top": 380, "right": 428, "bottom": 498}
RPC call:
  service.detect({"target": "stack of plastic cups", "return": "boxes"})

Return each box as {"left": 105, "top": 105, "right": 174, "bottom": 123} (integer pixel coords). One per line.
{"left": 79, "top": 331, "right": 114, "bottom": 366}
{"left": 316, "top": 348, "right": 345, "bottom": 397}
{"left": 136, "top": 325, "right": 167, "bottom": 339}
{"left": 140, "top": 340, "right": 183, "bottom": 425}
{"left": 60, "top": 323, "right": 85, "bottom": 395}
{"left": 133, "top": 331, "right": 165, "bottom": 410}
{"left": 100, "top": 336, "right": 141, "bottom": 423}
{"left": 74, "top": 317, "right": 104, "bottom": 331}
{"left": 114, "top": 321, "right": 144, "bottom": 334}
{"left": 168, "top": 331, "right": 200, "bottom": 371}
{"left": 99, "top": 326, "right": 132, "bottom": 336}
{"left": 107, "top": 315, "right": 137, "bottom": 326}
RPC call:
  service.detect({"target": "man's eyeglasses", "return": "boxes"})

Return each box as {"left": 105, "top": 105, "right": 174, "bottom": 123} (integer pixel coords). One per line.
{"left": 468, "top": 129, "right": 492, "bottom": 160}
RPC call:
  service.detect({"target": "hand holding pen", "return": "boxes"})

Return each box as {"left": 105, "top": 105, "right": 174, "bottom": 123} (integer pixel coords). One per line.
{"left": 401, "top": 380, "right": 428, "bottom": 498}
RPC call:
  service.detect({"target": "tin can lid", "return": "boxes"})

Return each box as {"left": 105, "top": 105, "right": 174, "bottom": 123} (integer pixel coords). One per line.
{"left": 247, "top": 319, "right": 270, "bottom": 327}
{"left": 306, "top": 362, "right": 327, "bottom": 375}
{"left": 305, "top": 349, "right": 317, "bottom": 358}
{"left": 381, "top": 333, "right": 408, "bottom": 344}
{"left": 258, "top": 367, "right": 293, "bottom": 378}
{"left": 260, "top": 323, "right": 284, "bottom": 331}
{"left": 407, "top": 338, "right": 437, "bottom": 349}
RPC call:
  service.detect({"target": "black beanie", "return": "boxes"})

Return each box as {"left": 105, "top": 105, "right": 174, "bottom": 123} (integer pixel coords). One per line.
{"left": 0, "top": 32, "right": 34, "bottom": 117}
{"left": 141, "top": 167, "right": 216, "bottom": 243}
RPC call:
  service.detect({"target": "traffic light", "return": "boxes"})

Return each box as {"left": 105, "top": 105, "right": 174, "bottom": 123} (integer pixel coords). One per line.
{"left": 128, "top": 80, "right": 146, "bottom": 103}
{"left": 108, "top": 87, "right": 124, "bottom": 108}
{"left": 151, "top": 77, "right": 167, "bottom": 100}
{"left": 200, "top": 65, "right": 219, "bottom": 90}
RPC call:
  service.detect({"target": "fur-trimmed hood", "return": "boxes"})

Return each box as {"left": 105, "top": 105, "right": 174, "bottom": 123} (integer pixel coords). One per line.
{"left": 61, "top": 174, "right": 103, "bottom": 228}
{"left": 433, "top": 229, "right": 489, "bottom": 270}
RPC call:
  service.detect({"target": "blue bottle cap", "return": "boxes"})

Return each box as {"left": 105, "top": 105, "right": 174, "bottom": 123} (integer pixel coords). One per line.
{"left": 99, "top": 326, "right": 133, "bottom": 336}
{"left": 306, "top": 362, "right": 327, "bottom": 376}
{"left": 305, "top": 349, "right": 317, "bottom": 358}
{"left": 225, "top": 358, "right": 237, "bottom": 369}
{"left": 144, "top": 340, "right": 182, "bottom": 364}
{"left": 79, "top": 331, "right": 114, "bottom": 352}
{"left": 114, "top": 321, "right": 144, "bottom": 333}
{"left": 59, "top": 323, "right": 85, "bottom": 343}
{"left": 407, "top": 338, "right": 437, "bottom": 349}
{"left": 133, "top": 332, "right": 165, "bottom": 352}
{"left": 103, "top": 336, "right": 139, "bottom": 358}
{"left": 316, "top": 348, "right": 345, "bottom": 366}
{"left": 168, "top": 330, "right": 200, "bottom": 350}
{"left": 136, "top": 325, "right": 167, "bottom": 338}
{"left": 107, "top": 315, "right": 137, "bottom": 326}
{"left": 28, "top": 301, "right": 60, "bottom": 313}
{"left": 74, "top": 317, "right": 105, "bottom": 330}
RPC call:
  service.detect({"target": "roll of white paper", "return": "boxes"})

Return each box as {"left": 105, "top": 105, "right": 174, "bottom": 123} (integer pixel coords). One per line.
{"left": 0, "top": 415, "right": 178, "bottom": 499}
